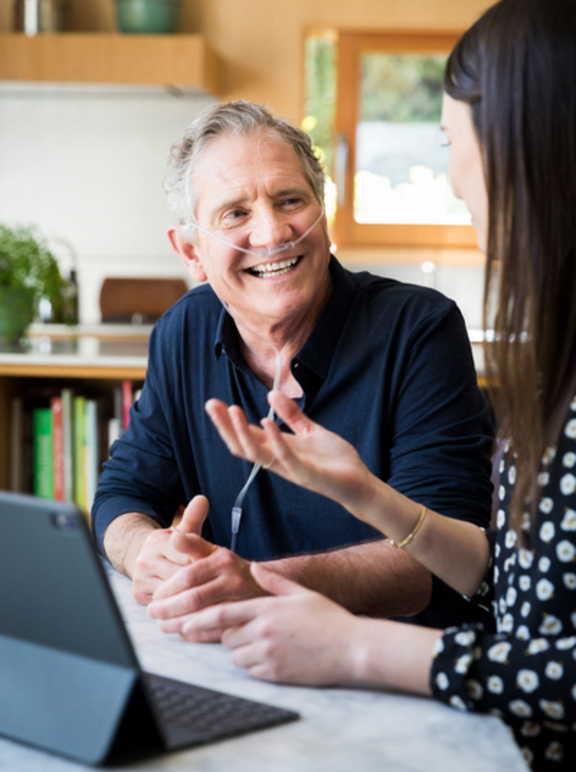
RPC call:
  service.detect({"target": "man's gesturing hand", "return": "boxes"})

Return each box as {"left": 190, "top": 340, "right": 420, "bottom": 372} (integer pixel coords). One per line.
{"left": 147, "top": 497, "right": 267, "bottom": 642}
{"left": 131, "top": 495, "right": 209, "bottom": 605}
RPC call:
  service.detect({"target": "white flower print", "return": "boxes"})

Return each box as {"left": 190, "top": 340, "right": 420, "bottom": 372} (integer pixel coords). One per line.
{"left": 516, "top": 625, "right": 530, "bottom": 640}
{"left": 498, "top": 484, "right": 506, "bottom": 502}
{"left": 561, "top": 509, "right": 576, "bottom": 531}
{"left": 431, "top": 637, "right": 445, "bottom": 656}
{"left": 454, "top": 631, "right": 476, "bottom": 647}
{"left": 543, "top": 445, "right": 557, "bottom": 464}
{"left": 565, "top": 418, "right": 576, "bottom": 439}
{"left": 540, "top": 521, "right": 555, "bottom": 542}
{"left": 539, "top": 498, "right": 554, "bottom": 515}
{"left": 538, "top": 556, "right": 551, "bottom": 573}
{"left": 544, "top": 661, "right": 563, "bottom": 680}
{"left": 479, "top": 581, "right": 490, "bottom": 596}
{"left": 503, "top": 555, "right": 516, "bottom": 573}
{"left": 449, "top": 695, "right": 468, "bottom": 712}
{"left": 571, "top": 611, "right": 576, "bottom": 630}
{"left": 561, "top": 474, "right": 576, "bottom": 495}
{"left": 465, "top": 679, "right": 483, "bottom": 701}
{"left": 504, "top": 529, "right": 517, "bottom": 549}
{"left": 495, "top": 541, "right": 501, "bottom": 559}
{"left": 487, "top": 642, "right": 512, "bottom": 663}
{"left": 563, "top": 451, "right": 576, "bottom": 468}
{"left": 521, "top": 747, "right": 534, "bottom": 766}
{"left": 519, "top": 575, "right": 532, "bottom": 591}
{"left": 506, "top": 587, "right": 517, "bottom": 607}
{"left": 496, "top": 509, "right": 506, "bottom": 529}
{"left": 521, "top": 601, "right": 531, "bottom": 618}
{"left": 500, "top": 614, "right": 514, "bottom": 633}
{"left": 521, "top": 512, "right": 531, "bottom": 531}
{"left": 571, "top": 395, "right": 576, "bottom": 411}
{"left": 539, "top": 614, "right": 563, "bottom": 635}
{"left": 556, "top": 636, "right": 576, "bottom": 650}
{"left": 509, "top": 699, "right": 532, "bottom": 718}
{"left": 520, "top": 721, "right": 541, "bottom": 737}
{"left": 519, "top": 549, "right": 534, "bottom": 569}
{"left": 517, "top": 669, "right": 539, "bottom": 693}
{"left": 544, "top": 741, "right": 564, "bottom": 762}
{"left": 454, "top": 653, "right": 473, "bottom": 674}
{"left": 487, "top": 675, "right": 504, "bottom": 694}
{"left": 499, "top": 596, "right": 508, "bottom": 615}
{"left": 435, "top": 672, "right": 449, "bottom": 690}
{"left": 499, "top": 457, "right": 505, "bottom": 473}
{"left": 494, "top": 565, "right": 500, "bottom": 585}
{"left": 537, "top": 472, "right": 550, "bottom": 487}
{"left": 527, "top": 638, "right": 550, "bottom": 654}
{"left": 543, "top": 721, "right": 569, "bottom": 733}
{"left": 539, "top": 700, "right": 565, "bottom": 720}
{"left": 536, "top": 578, "right": 555, "bottom": 601}
{"left": 508, "top": 466, "right": 517, "bottom": 485}
{"left": 556, "top": 540, "right": 576, "bottom": 563}
{"left": 563, "top": 573, "right": 576, "bottom": 589}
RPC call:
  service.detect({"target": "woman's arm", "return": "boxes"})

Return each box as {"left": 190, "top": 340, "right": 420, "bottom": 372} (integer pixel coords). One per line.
{"left": 205, "top": 391, "right": 490, "bottom": 598}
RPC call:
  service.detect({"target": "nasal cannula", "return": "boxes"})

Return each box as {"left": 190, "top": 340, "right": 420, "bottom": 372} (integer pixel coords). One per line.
{"left": 182, "top": 203, "right": 325, "bottom": 552}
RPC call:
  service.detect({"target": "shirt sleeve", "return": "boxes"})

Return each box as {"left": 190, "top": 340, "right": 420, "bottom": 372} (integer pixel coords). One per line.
{"left": 91, "top": 326, "right": 188, "bottom": 557}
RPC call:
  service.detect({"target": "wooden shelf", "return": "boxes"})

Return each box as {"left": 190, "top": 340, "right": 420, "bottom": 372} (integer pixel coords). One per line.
{"left": 0, "top": 33, "right": 220, "bottom": 92}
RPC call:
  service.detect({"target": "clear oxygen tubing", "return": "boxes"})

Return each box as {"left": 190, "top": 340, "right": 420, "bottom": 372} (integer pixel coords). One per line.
{"left": 179, "top": 203, "right": 325, "bottom": 261}
{"left": 179, "top": 201, "right": 326, "bottom": 551}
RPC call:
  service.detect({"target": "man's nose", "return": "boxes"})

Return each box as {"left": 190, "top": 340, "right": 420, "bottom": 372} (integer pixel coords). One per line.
{"left": 247, "top": 208, "right": 292, "bottom": 248}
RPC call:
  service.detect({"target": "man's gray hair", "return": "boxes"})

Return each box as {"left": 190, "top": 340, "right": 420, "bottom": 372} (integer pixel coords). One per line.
{"left": 164, "top": 101, "right": 326, "bottom": 230}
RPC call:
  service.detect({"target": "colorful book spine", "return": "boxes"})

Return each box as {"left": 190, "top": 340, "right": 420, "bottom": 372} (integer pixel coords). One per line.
{"left": 74, "top": 395, "right": 86, "bottom": 510}
{"left": 61, "top": 388, "right": 75, "bottom": 503}
{"left": 9, "top": 397, "right": 23, "bottom": 492}
{"left": 122, "top": 380, "right": 133, "bottom": 432}
{"left": 50, "top": 396, "right": 65, "bottom": 501}
{"left": 32, "top": 408, "right": 53, "bottom": 499}
{"left": 84, "top": 399, "right": 98, "bottom": 514}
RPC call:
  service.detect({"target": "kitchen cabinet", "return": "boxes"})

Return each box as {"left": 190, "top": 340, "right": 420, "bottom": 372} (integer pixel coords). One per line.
{"left": 0, "top": 33, "right": 220, "bottom": 92}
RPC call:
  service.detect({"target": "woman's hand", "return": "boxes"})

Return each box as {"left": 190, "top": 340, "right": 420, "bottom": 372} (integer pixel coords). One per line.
{"left": 205, "top": 390, "right": 377, "bottom": 519}
{"left": 181, "top": 563, "right": 364, "bottom": 685}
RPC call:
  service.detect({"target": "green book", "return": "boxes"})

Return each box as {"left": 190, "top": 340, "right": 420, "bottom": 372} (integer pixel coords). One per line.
{"left": 61, "top": 388, "right": 75, "bottom": 502}
{"left": 32, "top": 408, "right": 53, "bottom": 499}
{"left": 74, "top": 395, "right": 86, "bottom": 511}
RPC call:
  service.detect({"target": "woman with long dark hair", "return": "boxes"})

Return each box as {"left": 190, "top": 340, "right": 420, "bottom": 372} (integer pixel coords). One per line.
{"left": 163, "top": 0, "right": 576, "bottom": 767}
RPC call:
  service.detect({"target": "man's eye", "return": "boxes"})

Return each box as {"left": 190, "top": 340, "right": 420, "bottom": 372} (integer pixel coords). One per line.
{"left": 282, "top": 198, "right": 302, "bottom": 207}
{"left": 225, "top": 209, "right": 246, "bottom": 220}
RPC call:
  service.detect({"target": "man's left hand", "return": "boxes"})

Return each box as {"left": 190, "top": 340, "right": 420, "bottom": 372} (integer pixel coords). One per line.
{"left": 147, "top": 527, "right": 267, "bottom": 642}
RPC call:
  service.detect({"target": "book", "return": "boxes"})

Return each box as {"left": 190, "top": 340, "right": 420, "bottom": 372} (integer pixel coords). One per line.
{"left": 50, "top": 396, "right": 64, "bottom": 501}
{"left": 84, "top": 399, "right": 98, "bottom": 514}
{"left": 32, "top": 408, "right": 53, "bottom": 499}
{"left": 74, "top": 395, "right": 86, "bottom": 510}
{"left": 122, "top": 380, "right": 133, "bottom": 432}
{"left": 61, "top": 388, "right": 75, "bottom": 502}
{"left": 9, "top": 397, "right": 24, "bottom": 492}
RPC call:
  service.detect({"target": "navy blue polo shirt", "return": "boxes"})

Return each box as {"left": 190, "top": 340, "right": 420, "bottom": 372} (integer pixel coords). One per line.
{"left": 93, "top": 257, "right": 493, "bottom": 625}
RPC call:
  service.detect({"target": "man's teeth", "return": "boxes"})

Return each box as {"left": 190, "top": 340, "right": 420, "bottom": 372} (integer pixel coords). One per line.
{"left": 250, "top": 257, "right": 299, "bottom": 276}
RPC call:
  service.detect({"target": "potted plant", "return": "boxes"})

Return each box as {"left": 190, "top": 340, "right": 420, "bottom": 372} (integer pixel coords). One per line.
{"left": 0, "top": 223, "right": 75, "bottom": 348}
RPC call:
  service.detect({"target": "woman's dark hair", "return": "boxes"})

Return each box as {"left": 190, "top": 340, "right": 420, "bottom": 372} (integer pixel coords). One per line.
{"left": 445, "top": 0, "right": 576, "bottom": 533}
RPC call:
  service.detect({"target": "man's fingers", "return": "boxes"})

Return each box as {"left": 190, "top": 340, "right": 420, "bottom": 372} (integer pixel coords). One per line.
{"left": 205, "top": 399, "right": 249, "bottom": 458}
{"left": 170, "top": 530, "right": 215, "bottom": 561}
{"left": 250, "top": 563, "right": 306, "bottom": 597}
{"left": 178, "top": 495, "right": 210, "bottom": 536}
{"left": 267, "top": 390, "right": 316, "bottom": 436}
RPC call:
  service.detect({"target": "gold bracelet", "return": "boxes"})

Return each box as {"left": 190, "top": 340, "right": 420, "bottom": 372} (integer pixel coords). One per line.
{"left": 389, "top": 505, "right": 427, "bottom": 549}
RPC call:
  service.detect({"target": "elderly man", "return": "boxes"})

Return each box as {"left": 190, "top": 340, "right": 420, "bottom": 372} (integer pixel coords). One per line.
{"left": 93, "top": 101, "right": 493, "bottom": 639}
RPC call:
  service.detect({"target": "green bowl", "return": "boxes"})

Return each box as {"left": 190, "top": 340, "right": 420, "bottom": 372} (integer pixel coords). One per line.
{"left": 116, "top": 0, "right": 181, "bottom": 35}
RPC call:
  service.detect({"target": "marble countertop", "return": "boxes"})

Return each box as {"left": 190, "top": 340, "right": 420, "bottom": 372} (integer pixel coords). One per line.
{"left": 0, "top": 565, "right": 527, "bottom": 772}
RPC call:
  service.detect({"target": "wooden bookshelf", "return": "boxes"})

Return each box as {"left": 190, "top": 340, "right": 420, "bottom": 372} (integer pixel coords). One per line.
{"left": 0, "top": 33, "right": 221, "bottom": 92}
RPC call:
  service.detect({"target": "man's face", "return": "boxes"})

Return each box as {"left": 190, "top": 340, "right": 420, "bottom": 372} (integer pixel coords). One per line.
{"left": 173, "top": 131, "right": 331, "bottom": 333}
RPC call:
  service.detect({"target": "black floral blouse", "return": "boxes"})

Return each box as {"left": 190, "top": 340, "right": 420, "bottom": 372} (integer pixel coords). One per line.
{"left": 431, "top": 398, "right": 576, "bottom": 770}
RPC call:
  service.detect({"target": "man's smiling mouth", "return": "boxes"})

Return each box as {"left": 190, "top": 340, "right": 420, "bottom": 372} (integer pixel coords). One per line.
{"left": 248, "top": 256, "right": 301, "bottom": 278}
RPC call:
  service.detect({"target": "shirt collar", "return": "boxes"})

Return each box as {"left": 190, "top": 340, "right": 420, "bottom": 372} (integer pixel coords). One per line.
{"left": 213, "top": 256, "right": 356, "bottom": 389}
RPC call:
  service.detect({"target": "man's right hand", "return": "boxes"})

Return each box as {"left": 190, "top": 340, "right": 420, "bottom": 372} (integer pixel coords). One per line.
{"left": 131, "top": 495, "right": 211, "bottom": 604}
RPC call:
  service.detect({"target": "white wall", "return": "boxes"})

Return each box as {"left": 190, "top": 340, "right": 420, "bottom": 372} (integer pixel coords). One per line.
{"left": 0, "top": 83, "right": 215, "bottom": 323}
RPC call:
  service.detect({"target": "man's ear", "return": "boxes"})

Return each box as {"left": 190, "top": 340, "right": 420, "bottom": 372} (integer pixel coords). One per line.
{"left": 167, "top": 226, "right": 207, "bottom": 283}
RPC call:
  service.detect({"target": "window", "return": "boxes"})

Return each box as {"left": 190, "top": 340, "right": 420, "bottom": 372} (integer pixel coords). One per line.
{"left": 304, "top": 31, "right": 477, "bottom": 249}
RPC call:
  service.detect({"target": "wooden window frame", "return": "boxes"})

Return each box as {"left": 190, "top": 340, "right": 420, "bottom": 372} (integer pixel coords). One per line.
{"left": 333, "top": 30, "right": 477, "bottom": 249}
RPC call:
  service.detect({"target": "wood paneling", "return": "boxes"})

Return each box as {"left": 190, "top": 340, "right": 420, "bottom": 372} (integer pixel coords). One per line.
{"left": 0, "top": 33, "right": 220, "bottom": 91}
